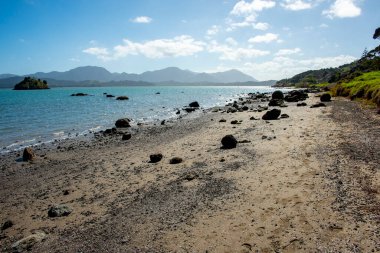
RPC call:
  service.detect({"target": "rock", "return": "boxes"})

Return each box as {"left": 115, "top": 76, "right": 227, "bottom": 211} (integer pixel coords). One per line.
{"left": 284, "top": 90, "right": 308, "bottom": 102}
{"left": 268, "top": 99, "right": 285, "bottom": 107}
{"left": 48, "top": 204, "right": 72, "bottom": 217}
{"left": 150, "top": 153, "right": 163, "bottom": 163}
{"left": 221, "top": 135, "right": 237, "bottom": 149}
{"left": 122, "top": 133, "right": 132, "bottom": 140}
{"left": 189, "top": 101, "right": 200, "bottom": 108}
{"left": 238, "top": 140, "right": 251, "bottom": 143}
{"left": 280, "top": 114, "right": 290, "bottom": 118}
{"left": 106, "top": 94, "right": 115, "bottom": 98}
{"left": 104, "top": 128, "right": 117, "bottom": 135}
{"left": 242, "top": 106, "right": 249, "bottom": 111}
{"left": 310, "top": 103, "right": 326, "bottom": 108}
{"left": 71, "top": 93, "right": 88, "bottom": 96}
{"left": 320, "top": 93, "right": 331, "bottom": 102}
{"left": 231, "top": 120, "right": 239, "bottom": 124}
{"left": 1, "top": 220, "right": 13, "bottom": 230}
{"left": 249, "top": 116, "right": 257, "bottom": 120}
{"left": 176, "top": 110, "right": 181, "bottom": 115}
{"left": 12, "top": 232, "right": 47, "bottom": 253}
{"left": 116, "top": 96, "right": 129, "bottom": 100}
{"left": 262, "top": 109, "right": 281, "bottom": 120}
{"left": 161, "top": 120, "right": 165, "bottom": 125}
{"left": 272, "top": 90, "right": 284, "bottom": 100}
{"left": 115, "top": 118, "right": 131, "bottom": 128}
{"left": 169, "top": 157, "right": 183, "bottom": 164}
{"left": 23, "top": 147, "right": 35, "bottom": 161}
{"left": 227, "top": 107, "right": 237, "bottom": 113}
{"left": 219, "top": 119, "right": 226, "bottom": 122}
{"left": 297, "top": 102, "right": 307, "bottom": 106}
{"left": 155, "top": 92, "right": 160, "bottom": 95}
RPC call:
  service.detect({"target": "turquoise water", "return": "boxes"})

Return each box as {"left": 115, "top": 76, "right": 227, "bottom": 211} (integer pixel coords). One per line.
{"left": 0, "top": 86, "right": 277, "bottom": 152}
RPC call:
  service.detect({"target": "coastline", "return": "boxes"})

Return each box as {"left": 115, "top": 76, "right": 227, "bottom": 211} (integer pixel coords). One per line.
{"left": 0, "top": 92, "right": 379, "bottom": 252}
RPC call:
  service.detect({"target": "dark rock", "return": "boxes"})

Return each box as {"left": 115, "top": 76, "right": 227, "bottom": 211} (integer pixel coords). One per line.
{"left": 71, "top": 93, "right": 88, "bottom": 96}
{"left": 250, "top": 116, "right": 257, "bottom": 120}
{"left": 238, "top": 140, "right": 251, "bottom": 143}
{"left": 183, "top": 107, "right": 197, "bottom": 113}
{"left": 262, "top": 109, "right": 281, "bottom": 120}
{"left": 122, "top": 133, "right": 132, "bottom": 140}
{"left": 12, "top": 232, "right": 47, "bottom": 253}
{"left": 272, "top": 90, "right": 284, "bottom": 100}
{"left": 268, "top": 99, "right": 285, "bottom": 107}
{"left": 116, "top": 96, "right": 129, "bottom": 100}
{"left": 221, "top": 135, "right": 237, "bottom": 149}
{"left": 161, "top": 120, "right": 165, "bottom": 125}
{"left": 231, "top": 120, "right": 239, "bottom": 124}
{"left": 115, "top": 118, "right": 131, "bottom": 128}
{"left": 297, "top": 102, "right": 307, "bottom": 106}
{"left": 1, "top": 220, "right": 13, "bottom": 230}
{"left": 320, "top": 93, "right": 331, "bottom": 102}
{"left": 189, "top": 101, "right": 200, "bottom": 108}
{"left": 280, "top": 114, "right": 290, "bottom": 118}
{"left": 150, "top": 153, "right": 163, "bottom": 163}
{"left": 62, "top": 190, "right": 70, "bottom": 195}
{"left": 48, "top": 204, "right": 72, "bottom": 217}
{"left": 176, "top": 110, "right": 181, "bottom": 115}
{"left": 219, "top": 119, "right": 226, "bottom": 122}
{"left": 106, "top": 94, "right": 115, "bottom": 98}
{"left": 104, "top": 128, "right": 117, "bottom": 135}
{"left": 155, "top": 92, "right": 160, "bottom": 95}
{"left": 227, "top": 107, "right": 237, "bottom": 113}
{"left": 169, "top": 157, "right": 183, "bottom": 164}
{"left": 310, "top": 103, "right": 326, "bottom": 108}
{"left": 242, "top": 106, "right": 249, "bottom": 111}
{"left": 284, "top": 90, "right": 308, "bottom": 102}
{"left": 23, "top": 147, "right": 35, "bottom": 161}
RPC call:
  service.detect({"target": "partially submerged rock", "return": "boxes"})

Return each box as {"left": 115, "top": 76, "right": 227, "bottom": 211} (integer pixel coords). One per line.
{"left": 221, "top": 135, "right": 237, "bottom": 149}
{"left": 23, "top": 147, "right": 35, "bottom": 161}
{"left": 12, "top": 232, "right": 47, "bottom": 253}
{"left": 48, "top": 204, "right": 72, "bottom": 217}
{"left": 116, "top": 96, "right": 129, "bottom": 100}
{"left": 262, "top": 109, "right": 281, "bottom": 120}
{"left": 71, "top": 93, "right": 88, "bottom": 96}
{"left": 115, "top": 118, "right": 131, "bottom": 128}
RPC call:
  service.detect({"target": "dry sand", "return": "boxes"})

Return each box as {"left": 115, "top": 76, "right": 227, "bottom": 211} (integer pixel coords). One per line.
{"left": 0, "top": 93, "right": 379, "bottom": 253}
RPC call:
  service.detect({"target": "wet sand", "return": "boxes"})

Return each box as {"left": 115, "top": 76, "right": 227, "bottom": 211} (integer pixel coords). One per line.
{"left": 0, "top": 93, "right": 379, "bottom": 252}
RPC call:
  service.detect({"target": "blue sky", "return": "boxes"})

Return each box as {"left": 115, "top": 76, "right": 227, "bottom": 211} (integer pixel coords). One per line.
{"left": 0, "top": 0, "right": 379, "bottom": 80}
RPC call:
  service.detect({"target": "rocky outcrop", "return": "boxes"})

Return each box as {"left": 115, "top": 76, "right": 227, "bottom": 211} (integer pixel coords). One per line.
{"left": 14, "top": 77, "right": 49, "bottom": 90}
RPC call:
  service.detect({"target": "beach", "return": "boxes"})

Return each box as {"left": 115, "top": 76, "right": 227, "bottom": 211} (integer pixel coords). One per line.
{"left": 0, "top": 92, "right": 379, "bottom": 252}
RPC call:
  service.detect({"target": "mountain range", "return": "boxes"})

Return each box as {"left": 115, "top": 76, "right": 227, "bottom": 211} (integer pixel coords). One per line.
{"left": 0, "top": 66, "right": 276, "bottom": 88}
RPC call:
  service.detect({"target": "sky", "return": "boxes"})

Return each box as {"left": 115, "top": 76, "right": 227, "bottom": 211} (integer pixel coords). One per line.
{"left": 0, "top": 0, "right": 379, "bottom": 81}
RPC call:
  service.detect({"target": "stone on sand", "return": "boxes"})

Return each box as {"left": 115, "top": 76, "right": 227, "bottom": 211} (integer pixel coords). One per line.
{"left": 150, "top": 153, "right": 163, "bottom": 163}
{"left": 12, "top": 232, "right": 47, "bottom": 253}
{"left": 221, "top": 135, "right": 237, "bottom": 149}
{"left": 23, "top": 147, "right": 35, "bottom": 161}
{"left": 48, "top": 204, "right": 73, "bottom": 217}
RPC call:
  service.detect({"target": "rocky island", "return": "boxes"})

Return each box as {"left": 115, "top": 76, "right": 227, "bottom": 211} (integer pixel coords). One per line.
{"left": 13, "top": 77, "right": 49, "bottom": 90}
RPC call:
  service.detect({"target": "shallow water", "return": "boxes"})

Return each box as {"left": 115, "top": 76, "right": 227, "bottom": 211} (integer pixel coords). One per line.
{"left": 0, "top": 86, "right": 278, "bottom": 152}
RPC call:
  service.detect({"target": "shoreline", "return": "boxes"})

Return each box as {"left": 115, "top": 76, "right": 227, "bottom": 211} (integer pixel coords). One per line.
{"left": 0, "top": 91, "right": 379, "bottom": 252}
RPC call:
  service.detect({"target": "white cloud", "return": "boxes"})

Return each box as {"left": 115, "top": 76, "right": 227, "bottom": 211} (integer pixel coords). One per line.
{"left": 82, "top": 47, "right": 110, "bottom": 60}
{"left": 208, "top": 41, "right": 270, "bottom": 61}
{"left": 231, "top": 0, "right": 276, "bottom": 16}
{"left": 207, "top": 25, "right": 220, "bottom": 36}
{"left": 242, "top": 54, "right": 357, "bottom": 80}
{"left": 275, "top": 48, "right": 301, "bottom": 56}
{"left": 281, "top": 0, "right": 312, "bottom": 11}
{"left": 131, "top": 16, "right": 152, "bottom": 23}
{"left": 320, "top": 23, "right": 329, "bottom": 28}
{"left": 69, "top": 57, "right": 80, "bottom": 62}
{"left": 253, "top": 22, "right": 269, "bottom": 30}
{"left": 83, "top": 35, "right": 205, "bottom": 60}
{"left": 248, "top": 33, "right": 279, "bottom": 43}
{"left": 225, "top": 37, "right": 238, "bottom": 46}
{"left": 322, "top": 0, "right": 361, "bottom": 19}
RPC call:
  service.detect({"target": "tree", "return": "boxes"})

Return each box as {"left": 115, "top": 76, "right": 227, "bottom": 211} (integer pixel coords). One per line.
{"left": 362, "top": 47, "right": 368, "bottom": 58}
{"left": 373, "top": 27, "right": 380, "bottom": 40}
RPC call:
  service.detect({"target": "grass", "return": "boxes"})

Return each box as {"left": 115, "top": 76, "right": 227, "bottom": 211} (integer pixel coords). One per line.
{"left": 330, "top": 71, "right": 380, "bottom": 107}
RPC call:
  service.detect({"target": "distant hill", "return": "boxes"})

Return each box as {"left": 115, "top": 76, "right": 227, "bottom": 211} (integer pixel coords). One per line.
{"left": 25, "top": 66, "right": 257, "bottom": 83}
{"left": 14, "top": 77, "right": 49, "bottom": 90}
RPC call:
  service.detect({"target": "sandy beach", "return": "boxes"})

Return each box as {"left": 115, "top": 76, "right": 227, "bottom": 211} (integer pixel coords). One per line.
{"left": 0, "top": 92, "right": 379, "bottom": 252}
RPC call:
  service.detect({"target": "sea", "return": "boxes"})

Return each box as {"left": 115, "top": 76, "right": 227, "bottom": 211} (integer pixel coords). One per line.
{"left": 0, "top": 86, "right": 279, "bottom": 153}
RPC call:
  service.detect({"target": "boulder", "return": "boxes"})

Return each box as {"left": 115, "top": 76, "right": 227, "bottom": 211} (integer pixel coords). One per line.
{"left": 71, "top": 93, "right": 88, "bottom": 96}
{"left": 189, "top": 101, "right": 200, "bottom": 108}
{"left": 320, "top": 93, "right": 331, "bottom": 102}
{"left": 115, "top": 118, "right": 131, "bottom": 128}
{"left": 284, "top": 90, "right": 308, "bottom": 102}
{"left": 272, "top": 90, "right": 284, "bottom": 100}
{"left": 297, "top": 102, "right": 307, "bottom": 107}
{"left": 106, "top": 94, "right": 115, "bottom": 98}
{"left": 221, "top": 135, "right": 237, "bottom": 149}
{"left": 23, "top": 147, "right": 35, "bottom": 161}
{"left": 150, "top": 153, "right": 163, "bottom": 163}
{"left": 169, "top": 157, "right": 183, "bottom": 164}
{"left": 268, "top": 99, "right": 285, "bottom": 107}
{"left": 12, "top": 232, "right": 47, "bottom": 253}
{"left": 262, "top": 109, "right": 281, "bottom": 120}
{"left": 183, "top": 107, "right": 197, "bottom": 113}
{"left": 310, "top": 103, "right": 326, "bottom": 108}
{"left": 230, "top": 120, "right": 239, "bottom": 124}
{"left": 122, "top": 133, "right": 132, "bottom": 140}
{"left": 242, "top": 106, "right": 249, "bottom": 111}
{"left": 227, "top": 107, "right": 237, "bottom": 113}
{"left": 280, "top": 114, "right": 290, "bottom": 118}
{"left": 219, "top": 119, "right": 226, "bottom": 122}
{"left": 48, "top": 204, "right": 73, "bottom": 217}
{"left": 116, "top": 96, "right": 129, "bottom": 100}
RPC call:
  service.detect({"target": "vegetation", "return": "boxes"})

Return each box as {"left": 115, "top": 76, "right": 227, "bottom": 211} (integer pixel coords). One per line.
{"left": 331, "top": 71, "right": 380, "bottom": 106}
{"left": 14, "top": 77, "right": 49, "bottom": 90}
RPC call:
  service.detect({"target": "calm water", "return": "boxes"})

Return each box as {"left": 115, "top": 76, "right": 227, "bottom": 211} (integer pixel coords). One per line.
{"left": 0, "top": 86, "right": 278, "bottom": 153}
